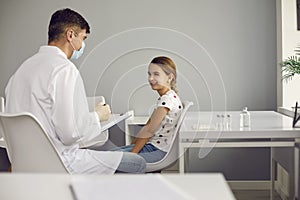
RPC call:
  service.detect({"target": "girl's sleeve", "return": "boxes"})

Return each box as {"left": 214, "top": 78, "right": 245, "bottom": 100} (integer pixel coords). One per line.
{"left": 157, "top": 94, "right": 174, "bottom": 110}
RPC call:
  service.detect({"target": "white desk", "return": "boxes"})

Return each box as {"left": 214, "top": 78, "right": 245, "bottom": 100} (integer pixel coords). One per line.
{"left": 178, "top": 111, "right": 300, "bottom": 169}
{"left": 179, "top": 111, "right": 300, "bottom": 200}
{"left": 126, "top": 111, "right": 300, "bottom": 165}
{"left": 0, "top": 173, "right": 235, "bottom": 200}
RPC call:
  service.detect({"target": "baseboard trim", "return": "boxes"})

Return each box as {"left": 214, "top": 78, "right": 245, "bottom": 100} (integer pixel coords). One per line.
{"left": 228, "top": 181, "right": 271, "bottom": 190}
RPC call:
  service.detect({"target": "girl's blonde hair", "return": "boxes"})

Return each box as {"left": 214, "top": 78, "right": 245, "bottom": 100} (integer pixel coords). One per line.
{"left": 150, "top": 56, "right": 178, "bottom": 93}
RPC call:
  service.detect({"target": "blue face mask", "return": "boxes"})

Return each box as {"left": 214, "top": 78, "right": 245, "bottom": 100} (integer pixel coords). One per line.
{"left": 70, "top": 41, "right": 85, "bottom": 60}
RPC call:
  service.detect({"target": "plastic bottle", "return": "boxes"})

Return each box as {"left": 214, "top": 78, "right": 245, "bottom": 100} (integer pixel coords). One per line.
{"left": 226, "top": 114, "right": 232, "bottom": 129}
{"left": 240, "top": 107, "right": 250, "bottom": 127}
{"left": 221, "top": 114, "right": 225, "bottom": 129}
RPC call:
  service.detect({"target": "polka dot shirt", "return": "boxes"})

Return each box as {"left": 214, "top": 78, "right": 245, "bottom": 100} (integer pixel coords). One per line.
{"left": 149, "top": 90, "right": 183, "bottom": 152}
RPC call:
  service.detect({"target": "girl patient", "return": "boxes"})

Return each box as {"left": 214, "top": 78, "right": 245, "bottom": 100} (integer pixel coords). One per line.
{"left": 112, "top": 56, "right": 182, "bottom": 163}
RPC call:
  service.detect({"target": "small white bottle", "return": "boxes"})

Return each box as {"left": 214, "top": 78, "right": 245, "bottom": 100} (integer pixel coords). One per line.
{"left": 240, "top": 107, "right": 250, "bottom": 127}
{"left": 226, "top": 114, "right": 232, "bottom": 129}
{"left": 221, "top": 114, "right": 225, "bottom": 129}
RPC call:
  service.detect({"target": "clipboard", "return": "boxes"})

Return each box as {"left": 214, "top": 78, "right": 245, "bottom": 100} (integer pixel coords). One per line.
{"left": 293, "top": 102, "right": 300, "bottom": 127}
{"left": 100, "top": 111, "right": 132, "bottom": 132}
{"left": 79, "top": 111, "right": 133, "bottom": 148}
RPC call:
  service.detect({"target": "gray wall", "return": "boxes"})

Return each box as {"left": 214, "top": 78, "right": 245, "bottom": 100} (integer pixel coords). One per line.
{"left": 0, "top": 0, "right": 277, "bottom": 114}
{"left": 0, "top": 0, "right": 277, "bottom": 178}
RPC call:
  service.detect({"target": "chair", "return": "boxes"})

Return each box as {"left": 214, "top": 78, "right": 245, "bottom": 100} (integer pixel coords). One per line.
{"left": 0, "top": 96, "right": 4, "bottom": 112}
{"left": 0, "top": 112, "right": 68, "bottom": 173}
{"left": 0, "top": 97, "right": 6, "bottom": 148}
{"left": 145, "top": 100, "right": 193, "bottom": 172}
{"left": 0, "top": 96, "right": 105, "bottom": 173}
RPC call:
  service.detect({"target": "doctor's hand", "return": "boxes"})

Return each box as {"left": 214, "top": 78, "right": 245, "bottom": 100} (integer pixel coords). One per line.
{"left": 95, "top": 102, "right": 111, "bottom": 122}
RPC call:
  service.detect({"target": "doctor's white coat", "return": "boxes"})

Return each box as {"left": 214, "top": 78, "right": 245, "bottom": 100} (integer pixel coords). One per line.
{"left": 5, "top": 46, "right": 122, "bottom": 174}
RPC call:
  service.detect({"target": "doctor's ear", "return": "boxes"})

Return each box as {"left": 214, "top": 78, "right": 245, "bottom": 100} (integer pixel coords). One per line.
{"left": 66, "top": 29, "right": 73, "bottom": 41}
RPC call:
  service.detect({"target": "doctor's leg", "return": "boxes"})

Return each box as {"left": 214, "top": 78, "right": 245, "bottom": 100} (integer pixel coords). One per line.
{"left": 115, "top": 152, "right": 146, "bottom": 173}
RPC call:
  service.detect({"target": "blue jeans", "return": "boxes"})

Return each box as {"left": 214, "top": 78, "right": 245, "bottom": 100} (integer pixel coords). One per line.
{"left": 115, "top": 152, "right": 146, "bottom": 173}
{"left": 111, "top": 144, "right": 166, "bottom": 163}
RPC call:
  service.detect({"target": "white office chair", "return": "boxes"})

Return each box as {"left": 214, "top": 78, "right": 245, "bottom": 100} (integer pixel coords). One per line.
{"left": 0, "top": 112, "right": 68, "bottom": 173}
{"left": 145, "top": 100, "right": 193, "bottom": 173}
{"left": 0, "top": 97, "right": 4, "bottom": 112}
{"left": 0, "top": 96, "right": 105, "bottom": 173}
{"left": 0, "top": 97, "right": 6, "bottom": 148}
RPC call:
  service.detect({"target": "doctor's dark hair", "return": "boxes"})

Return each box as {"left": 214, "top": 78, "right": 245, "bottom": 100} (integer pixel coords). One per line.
{"left": 150, "top": 56, "right": 178, "bottom": 94}
{"left": 48, "top": 8, "right": 90, "bottom": 43}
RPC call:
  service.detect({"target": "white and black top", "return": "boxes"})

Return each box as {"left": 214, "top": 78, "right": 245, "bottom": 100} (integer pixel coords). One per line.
{"left": 149, "top": 90, "right": 183, "bottom": 152}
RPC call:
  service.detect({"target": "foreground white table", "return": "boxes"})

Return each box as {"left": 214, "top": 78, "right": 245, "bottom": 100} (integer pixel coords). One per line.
{"left": 0, "top": 173, "right": 235, "bottom": 200}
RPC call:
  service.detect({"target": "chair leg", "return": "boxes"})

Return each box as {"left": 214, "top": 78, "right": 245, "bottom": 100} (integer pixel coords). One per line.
{"left": 0, "top": 147, "right": 11, "bottom": 172}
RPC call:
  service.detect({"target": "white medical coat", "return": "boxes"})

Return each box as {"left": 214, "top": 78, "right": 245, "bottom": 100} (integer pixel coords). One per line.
{"left": 5, "top": 46, "right": 122, "bottom": 174}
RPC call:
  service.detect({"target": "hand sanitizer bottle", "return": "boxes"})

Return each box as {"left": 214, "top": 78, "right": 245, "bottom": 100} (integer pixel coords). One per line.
{"left": 240, "top": 107, "right": 250, "bottom": 127}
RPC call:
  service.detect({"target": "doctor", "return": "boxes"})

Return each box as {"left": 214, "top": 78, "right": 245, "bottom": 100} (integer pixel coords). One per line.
{"left": 5, "top": 8, "right": 146, "bottom": 174}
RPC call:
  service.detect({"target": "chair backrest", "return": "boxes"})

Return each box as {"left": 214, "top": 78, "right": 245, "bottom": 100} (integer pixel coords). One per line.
{"left": 0, "top": 97, "right": 6, "bottom": 148}
{"left": 0, "top": 112, "right": 68, "bottom": 173}
{"left": 0, "top": 97, "right": 5, "bottom": 112}
{"left": 145, "top": 100, "right": 193, "bottom": 172}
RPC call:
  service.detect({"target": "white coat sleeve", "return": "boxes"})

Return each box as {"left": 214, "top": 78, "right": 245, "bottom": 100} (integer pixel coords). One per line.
{"left": 49, "top": 65, "right": 105, "bottom": 146}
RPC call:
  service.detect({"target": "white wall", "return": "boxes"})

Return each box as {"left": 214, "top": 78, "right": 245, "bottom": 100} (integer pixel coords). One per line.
{"left": 278, "top": 0, "right": 300, "bottom": 109}
{"left": 0, "top": 0, "right": 277, "bottom": 116}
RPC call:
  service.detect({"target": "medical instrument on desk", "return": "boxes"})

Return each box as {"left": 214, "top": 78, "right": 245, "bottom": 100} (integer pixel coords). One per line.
{"left": 215, "top": 114, "right": 232, "bottom": 130}
{"left": 226, "top": 114, "right": 232, "bottom": 129}
{"left": 240, "top": 107, "right": 250, "bottom": 127}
